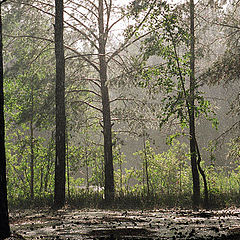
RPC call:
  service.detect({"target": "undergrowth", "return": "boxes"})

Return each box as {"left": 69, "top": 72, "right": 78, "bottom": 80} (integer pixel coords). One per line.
{"left": 8, "top": 190, "right": 240, "bottom": 210}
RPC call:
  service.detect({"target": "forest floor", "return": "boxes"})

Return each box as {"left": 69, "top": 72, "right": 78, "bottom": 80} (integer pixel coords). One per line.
{"left": 8, "top": 207, "right": 240, "bottom": 239}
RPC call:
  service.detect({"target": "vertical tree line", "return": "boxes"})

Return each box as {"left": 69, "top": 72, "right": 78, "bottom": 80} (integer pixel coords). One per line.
{"left": 54, "top": 0, "right": 66, "bottom": 209}
{"left": 189, "top": 0, "right": 200, "bottom": 208}
{"left": 0, "top": 0, "right": 11, "bottom": 238}
{"left": 98, "top": 0, "right": 114, "bottom": 203}
{"left": 189, "top": 0, "right": 208, "bottom": 208}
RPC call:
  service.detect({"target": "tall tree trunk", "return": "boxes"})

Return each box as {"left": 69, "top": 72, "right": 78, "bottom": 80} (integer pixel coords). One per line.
{"left": 30, "top": 81, "right": 34, "bottom": 200}
{"left": 0, "top": 4, "right": 11, "bottom": 239}
{"left": 98, "top": 0, "right": 114, "bottom": 203}
{"left": 54, "top": 0, "right": 66, "bottom": 209}
{"left": 189, "top": 0, "right": 200, "bottom": 208}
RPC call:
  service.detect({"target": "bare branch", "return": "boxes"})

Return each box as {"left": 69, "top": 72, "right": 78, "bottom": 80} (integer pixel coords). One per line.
{"left": 3, "top": 34, "right": 54, "bottom": 43}
{"left": 215, "top": 121, "right": 240, "bottom": 142}
{"left": 111, "top": 117, "right": 158, "bottom": 122}
{"left": 213, "top": 22, "right": 240, "bottom": 30}
{"left": 108, "top": 0, "right": 158, "bottom": 62}
{"left": 110, "top": 97, "right": 142, "bottom": 105}
{"left": 65, "top": 54, "right": 100, "bottom": 60}
{"left": 83, "top": 0, "right": 98, "bottom": 11}
{"left": 63, "top": 10, "right": 99, "bottom": 42}
{"left": 80, "top": 78, "right": 101, "bottom": 88}
{"left": 196, "top": 11, "right": 240, "bottom": 30}
{"left": 73, "top": 100, "right": 102, "bottom": 112}
{"left": 14, "top": 0, "right": 99, "bottom": 50}
{"left": 105, "top": 0, "right": 112, "bottom": 33}
{"left": 106, "top": 14, "right": 125, "bottom": 34}
{"left": 4, "top": 34, "right": 100, "bottom": 72}
{"left": 107, "top": 30, "right": 153, "bottom": 63}
{"left": 66, "top": 89, "right": 101, "bottom": 98}
{"left": 28, "top": 42, "right": 52, "bottom": 66}
{"left": 66, "top": 0, "right": 98, "bottom": 19}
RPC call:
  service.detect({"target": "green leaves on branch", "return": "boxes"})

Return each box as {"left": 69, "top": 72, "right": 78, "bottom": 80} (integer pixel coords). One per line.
{"left": 130, "top": 1, "right": 218, "bottom": 131}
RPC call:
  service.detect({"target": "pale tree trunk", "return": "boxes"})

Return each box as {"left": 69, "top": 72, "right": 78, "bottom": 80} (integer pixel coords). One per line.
{"left": 30, "top": 81, "right": 34, "bottom": 200}
{"left": 0, "top": 2, "right": 11, "bottom": 238}
{"left": 98, "top": 0, "right": 114, "bottom": 203}
{"left": 54, "top": 0, "right": 66, "bottom": 209}
{"left": 189, "top": 0, "right": 200, "bottom": 208}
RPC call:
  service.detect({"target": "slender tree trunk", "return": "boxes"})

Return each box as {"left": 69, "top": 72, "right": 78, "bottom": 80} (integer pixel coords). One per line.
{"left": 98, "top": 0, "right": 114, "bottom": 203}
{"left": 44, "top": 133, "right": 54, "bottom": 192}
{"left": 189, "top": 0, "right": 200, "bottom": 208}
{"left": 195, "top": 140, "right": 209, "bottom": 208}
{"left": 30, "top": 119, "right": 34, "bottom": 200}
{"left": 143, "top": 133, "right": 150, "bottom": 197}
{"left": 85, "top": 147, "right": 89, "bottom": 191}
{"left": 66, "top": 131, "right": 70, "bottom": 198}
{"left": 30, "top": 82, "right": 34, "bottom": 200}
{"left": 54, "top": 0, "right": 66, "bottom": 209}
{"left": 0, "top": 4, "right": 11, "bottom": 239}
{"left": 118, "top": 151, "right": 123, "bottom": 194}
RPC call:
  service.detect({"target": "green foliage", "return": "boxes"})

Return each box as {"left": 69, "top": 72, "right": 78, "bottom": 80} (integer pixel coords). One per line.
{"left": 133, "top": 140, "right": 191, "bottom": 196}
{"left": 6, "top": 134, "right": 240, "bottom": 209}
{"left": 227, "top": 137, "right": 240, "bottom": 163}
{"left": 3, "top": 0, "right": 240, "bottom": 211}
{"left": 6, "top": 125, "right": 55, "bottom": 200}
{"left": 130, "top": 0, "right": 218, "bottom": 131}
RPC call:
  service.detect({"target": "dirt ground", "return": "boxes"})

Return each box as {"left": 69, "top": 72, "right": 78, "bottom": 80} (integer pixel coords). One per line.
{"left": 8, "top": 207, "right": 240, "bottom": 239}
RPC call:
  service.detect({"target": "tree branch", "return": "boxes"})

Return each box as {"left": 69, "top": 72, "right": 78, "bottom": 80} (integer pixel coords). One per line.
{"left": 66, "top": 0, "right": 98, "bottom": 19}
{"left": 107, "top": 30, "right": 154, "bottom": 63}
{"left": 66, "top": 89, "right": 101, "bottom": 98}
{"left": 107, "top": 0, "right": 157, "bottom": 63}
{"left": 73, "top": 100, "right": 102, "bottom": 112}
{"left": 215, "top": 121, "right": 240, "bottom": 142}
{"left": 14, "top": 0, "right": 99, "bottom": 50}
{"left": 4, "top": 34, "right": 100, "bottom": 72}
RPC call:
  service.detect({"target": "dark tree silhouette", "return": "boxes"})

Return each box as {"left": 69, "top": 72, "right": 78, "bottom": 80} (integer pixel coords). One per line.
{"left": 189, "top": 0, "right": 209, "bottom": 209}
{"left": 54, "top": 0, "right": 66, "bottom": 209}
{"left": 0, "top": 0, "right": 11, "bottom": 238}
{"left": 98, "top": 0, "right": 114, "bottom": 203}
{"left": 189, "top": 0, "right": 200, "bottom": 208}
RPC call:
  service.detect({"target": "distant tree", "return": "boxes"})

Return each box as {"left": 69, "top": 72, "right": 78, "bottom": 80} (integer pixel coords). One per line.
{"left": 54, "top": 0, "right": 66, "bottom": 208}
{"left": 0, "top": 0, "right": 11, "bottom": 238}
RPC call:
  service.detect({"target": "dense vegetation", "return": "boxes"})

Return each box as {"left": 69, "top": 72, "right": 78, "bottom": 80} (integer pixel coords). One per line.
{"left": 1, "top": 0, "right": 240, "bottom": 212}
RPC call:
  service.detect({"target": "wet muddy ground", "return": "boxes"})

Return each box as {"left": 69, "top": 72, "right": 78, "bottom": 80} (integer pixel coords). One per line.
{"left": 8, "top": 208, "right": 240, "bottom": 239}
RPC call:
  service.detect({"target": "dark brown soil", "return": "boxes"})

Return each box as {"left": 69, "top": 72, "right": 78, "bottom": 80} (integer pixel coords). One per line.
{"left": 9, "top": 208, "right": 240, "bottom": 239}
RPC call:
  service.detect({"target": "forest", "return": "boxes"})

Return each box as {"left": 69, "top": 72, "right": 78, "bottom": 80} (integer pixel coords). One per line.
{"left": 0, "top": 0, "right": 239, "bottom": 239}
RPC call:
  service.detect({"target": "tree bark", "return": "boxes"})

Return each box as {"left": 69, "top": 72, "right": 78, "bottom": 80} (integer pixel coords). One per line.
{"left": 0, "top": 4, "right": 11, "bottom": 239}
{"left": 195, "top": 139, "right": 209, "bottom": 208}
{"left": 54, "top": 0, "right": 66, "bottom": 209}
{"left": 98, "top": 0, "right": 114, "bottom": 203}
{"left": 189, "top": 0, "right": 200, "bottom": 209}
